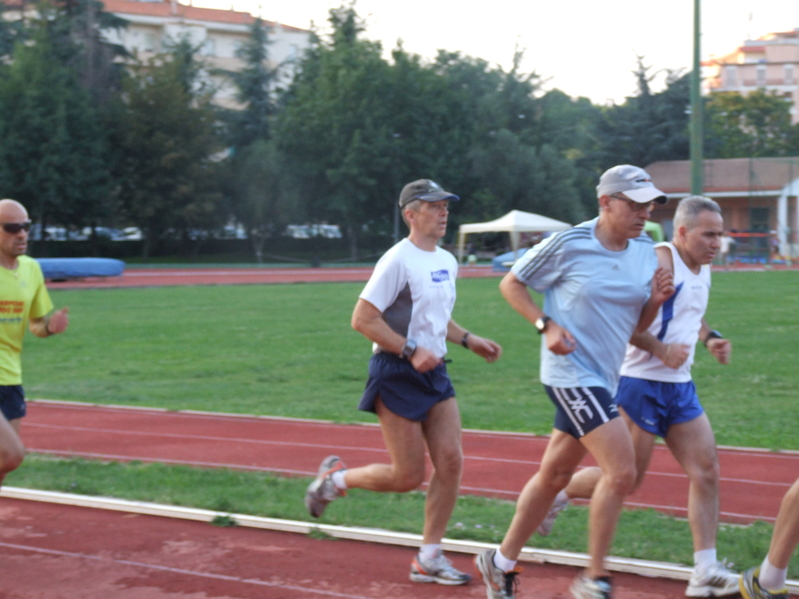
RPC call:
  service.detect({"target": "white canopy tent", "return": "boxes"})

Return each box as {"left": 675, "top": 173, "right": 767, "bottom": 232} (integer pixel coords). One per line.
{"left": 457, "top": 210, "right": 572, "bottom": 263}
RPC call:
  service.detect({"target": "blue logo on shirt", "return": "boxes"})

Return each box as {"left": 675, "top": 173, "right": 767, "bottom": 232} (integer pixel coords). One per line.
{"left": 431, "top": 270, "right": 449, "bottom": 283}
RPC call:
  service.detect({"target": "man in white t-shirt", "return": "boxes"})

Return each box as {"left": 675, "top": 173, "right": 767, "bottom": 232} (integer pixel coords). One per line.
{"left": 304, "top": 179, "right": 502, "bottom": 585}
{"left": 539, "top": 196, "right": 739, "bottom": 597}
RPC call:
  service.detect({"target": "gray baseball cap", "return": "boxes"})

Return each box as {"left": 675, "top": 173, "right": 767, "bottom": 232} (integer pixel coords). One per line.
{"left": 596, "top": 165, "right": 668, "bottom": 204}
{"left": 399, "top": 179, "right": 460, "bottom": 208}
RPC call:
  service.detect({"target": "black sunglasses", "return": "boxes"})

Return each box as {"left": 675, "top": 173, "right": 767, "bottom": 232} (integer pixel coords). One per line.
{"left": 1, "top": 221, "right": 32, "bottom": 234}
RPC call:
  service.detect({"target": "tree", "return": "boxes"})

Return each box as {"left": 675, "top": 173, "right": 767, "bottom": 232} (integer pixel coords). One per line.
{"left": 595, "top": 59, "right": 691, "bottom": 169}
{"left": 228, "top": 139, "right": 299, "bottom": 262}
{"left": 705, "top": 90, "right": 799, "bottom": 158}
{"left": 228, "top": 17, "right": 278, "bottom": 148}
{"left": 109, "top": 43, "right": 222, "bottom": 259}
{"left": 0, "top": 19, "right": 111, "bottom": 245}
{"left": 275, "top": 5, "right": 394, "bottom": 258}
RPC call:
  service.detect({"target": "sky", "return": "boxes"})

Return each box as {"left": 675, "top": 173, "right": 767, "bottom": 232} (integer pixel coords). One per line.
{"left": 199, "top": 0, "right": 799, "bottom": 105}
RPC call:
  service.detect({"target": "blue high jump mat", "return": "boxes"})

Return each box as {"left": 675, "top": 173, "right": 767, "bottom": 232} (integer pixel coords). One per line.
{"left": 36, "top": 258, "right": 125, "bottom": 280}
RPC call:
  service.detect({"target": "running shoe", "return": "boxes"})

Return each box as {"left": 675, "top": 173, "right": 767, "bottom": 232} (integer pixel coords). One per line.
{"left": 474, "top": 549, "right": 521, "bottom": 599}
{"left": 739, "top": 567, "right": 789, "bottom": 599}
{"left": 410, "top": 551, "right": 471, "bottom": 585}
{"left": 570, "top": 575, "right": 613, "bottom": 599}
{"left": 686, "top": 559, "right": 739, "bottom": 597}
{"left": 304, "top": 455, "right": 346, "bottom": 518}
{"left": 537, "top": 494, "right": 569, "bottom": 536}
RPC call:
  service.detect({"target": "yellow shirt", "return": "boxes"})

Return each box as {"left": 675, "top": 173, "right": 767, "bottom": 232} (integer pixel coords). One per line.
{"left": 0, "top": 256, "right": 53, "bottom": 384}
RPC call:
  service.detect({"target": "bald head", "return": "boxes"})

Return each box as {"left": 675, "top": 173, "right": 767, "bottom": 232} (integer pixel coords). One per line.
{"left": 0, "top": 199, "right": 31, "bottom": 266}
{"left": 0, "top": 199, "right": 28, "bottom": 222}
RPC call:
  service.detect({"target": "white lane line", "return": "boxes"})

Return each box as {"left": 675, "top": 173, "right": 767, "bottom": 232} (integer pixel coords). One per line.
{"left": 0, "top": 541, "right": 378, "bottom": 599}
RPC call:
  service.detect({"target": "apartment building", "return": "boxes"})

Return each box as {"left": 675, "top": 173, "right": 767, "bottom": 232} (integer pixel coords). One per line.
{"left": 101, "top": 0, "right": 311, "bottom": 108}
{"left": 705, "top": 29, "right": 799, "bottom": 123}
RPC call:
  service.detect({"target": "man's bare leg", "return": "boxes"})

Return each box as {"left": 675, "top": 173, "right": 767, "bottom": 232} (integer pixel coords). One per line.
{"left": 420, "top": 398, "right": 462, "bottom": 544}
{"left": 499, "top": 430, "right": 586, "bottom": 559}
{"left": 664, "top": 414, "right": 720, "bottom": 552}
{"left": 0, "top": 417, "right": 23, "bottom": 487}
{"left": 343, "top": 397, "right": 427, "bottom": 493}
{"left": 580, "top": 417, "right": 637, "bottom": 578}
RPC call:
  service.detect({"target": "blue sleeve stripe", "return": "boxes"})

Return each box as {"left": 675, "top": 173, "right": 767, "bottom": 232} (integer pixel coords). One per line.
{"left": 515, "top": 228, "right": 590, "bottom": 281}
{"left": 656, "top": 282, "right": 683, "bottom": 341}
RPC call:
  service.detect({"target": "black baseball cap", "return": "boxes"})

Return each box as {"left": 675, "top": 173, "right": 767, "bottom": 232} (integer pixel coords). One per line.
{"left": 398, "top": 179, "right": 460, "bottom": 208}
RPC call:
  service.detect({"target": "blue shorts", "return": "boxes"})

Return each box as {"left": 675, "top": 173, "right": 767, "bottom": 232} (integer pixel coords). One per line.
{"left": 359, "top": 353, "right": 456, "bottom": 422}
{"left": 544, "top": 385, "right": 619, "bottom": 439}
{"left": 615, "top": 376, "right": 704, "bottom": 438}
{"left": 0, "top": 386, "right": 26, "bottom": 421}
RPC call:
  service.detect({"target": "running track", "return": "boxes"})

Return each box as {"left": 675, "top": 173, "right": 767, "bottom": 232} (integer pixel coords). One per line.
{"left": 21, "top": 400, "right": 798, "bottom": 524}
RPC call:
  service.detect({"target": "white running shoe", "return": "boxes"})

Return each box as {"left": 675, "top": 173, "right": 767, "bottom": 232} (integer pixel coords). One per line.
{"left": 537, "top": 495, "right": 569, "bottom": 536}
{"left": 686, "top": 560, "right": 740, "bottom": 597}
{"left": 570, "top": 575, "right": 613, "bottom": 599}
{"left": 474, "top": 549, "right": 521, "bottom": 598}
{"left": 410, "top": 551, "right": 471, "bottom": 585}
{"left": 304, "top": 455, "right": 346, "bottom": 518}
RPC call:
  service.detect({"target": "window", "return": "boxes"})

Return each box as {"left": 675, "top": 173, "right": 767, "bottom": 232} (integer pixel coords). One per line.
{"left": 724, "top": 66, "right": 737, "bottom": 88}
{"left": 756, "top": 64, "right": 766, "bottom": 87}
{"left": 786, "top": 64, "right": 795, "bottom": 85}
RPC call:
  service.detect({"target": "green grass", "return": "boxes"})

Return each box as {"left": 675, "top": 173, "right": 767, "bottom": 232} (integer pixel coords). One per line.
{"left": 23, "top": 270, "right": 799, "bottom": 448}
{"left": 7, "top": 455, "right": 796, "bottom": 576}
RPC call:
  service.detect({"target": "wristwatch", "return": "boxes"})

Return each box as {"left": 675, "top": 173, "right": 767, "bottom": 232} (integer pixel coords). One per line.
{"left": 703, "top": 330, "right": 723, "bottom": 346}
{"left": 400, "top": 338, "right": 417, "bottom": 359}
{"left": 535, "top": 316, "right": 551, "bottom": 335}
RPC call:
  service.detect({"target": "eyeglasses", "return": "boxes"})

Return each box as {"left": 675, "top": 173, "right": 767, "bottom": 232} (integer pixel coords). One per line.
{"left": 610, "top": 194, "right": 655, "bottom": 212}
{"left": 1, "top": 221, "right": 32, "bottom": 234}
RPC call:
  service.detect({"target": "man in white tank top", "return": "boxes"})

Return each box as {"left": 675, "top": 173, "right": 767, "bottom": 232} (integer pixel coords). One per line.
{"left": 541, "top": 196, "right": 739, "bottom": 597}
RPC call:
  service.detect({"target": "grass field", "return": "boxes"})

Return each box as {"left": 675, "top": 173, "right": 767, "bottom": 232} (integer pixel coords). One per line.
{"left": 22, "top": 270, "right": 799, "bottom": 448}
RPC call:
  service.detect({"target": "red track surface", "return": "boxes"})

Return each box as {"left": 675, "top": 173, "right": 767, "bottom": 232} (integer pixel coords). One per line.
{"left": 21, "top": 401, "right": 797, "bottom": 524}
{"left": 0, "top": 498, "right": 689, "bottom": 599}
{"left": 46, "top": 265, "right": 500, "bottom": 289}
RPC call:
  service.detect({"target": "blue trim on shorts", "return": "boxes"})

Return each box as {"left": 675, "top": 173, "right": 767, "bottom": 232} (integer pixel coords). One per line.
{"left": 0, "top": 385, "right": 26, "bottom": 421}
{"left": 359, "top": 352, "right": 455, "bottom": 421}
{"left": 543, "top": 385, "right": 618, "bottom": 439}
{"left": 615, "top": 376, "right": 703, "bottom": 437}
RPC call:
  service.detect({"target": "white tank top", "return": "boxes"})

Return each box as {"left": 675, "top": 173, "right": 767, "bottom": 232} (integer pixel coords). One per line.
{"left": 620, "top": 242, "right": 710, "bottom": 383}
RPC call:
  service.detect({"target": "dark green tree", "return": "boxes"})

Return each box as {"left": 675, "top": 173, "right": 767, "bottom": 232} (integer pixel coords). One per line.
{"left": 108, "top": 45, "right": 222, "bottom": 259}
{"left": 275, "top": 5, "right": 394, "bottom": 258}
{"left": 596, "top": 59, "right": 691, "bottom": 169}
{"left": 0, "top": 20, "right": 111, "bottom": 246}
{"left": 705, "top": 90, "right": 799, "bottom": 158}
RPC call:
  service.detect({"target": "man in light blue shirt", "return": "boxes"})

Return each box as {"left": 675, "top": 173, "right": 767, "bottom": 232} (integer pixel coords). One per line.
{"left": 475, "top": 165, "right": 674, "bottom": 599}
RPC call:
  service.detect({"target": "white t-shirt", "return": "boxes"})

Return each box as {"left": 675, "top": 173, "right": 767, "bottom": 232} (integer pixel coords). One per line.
{"left": 621, "top": 242, "right": 710, "bottom": 383}
{"left": 511, "top": 218, "right": 657, "bottom": 395}
{"left": 359, "top": 238, "right": 457, "bottom": 358}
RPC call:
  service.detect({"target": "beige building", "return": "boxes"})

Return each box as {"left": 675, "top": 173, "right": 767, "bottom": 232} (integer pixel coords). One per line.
{"left": 646, "top": 158, "right": 799, "bottom": 258}
{"left": 101, "top": 0, "right": 311, "bottom": 108}
{"left": 705, "top": 29, "right": 799, "bottom": 124}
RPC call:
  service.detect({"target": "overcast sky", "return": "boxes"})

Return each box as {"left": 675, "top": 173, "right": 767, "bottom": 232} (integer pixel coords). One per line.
{"left": 199, "top": 0, "right": 799, "bottom": 105}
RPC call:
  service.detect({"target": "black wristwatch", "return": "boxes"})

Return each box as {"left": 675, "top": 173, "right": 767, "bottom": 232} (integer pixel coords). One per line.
{"left": 535, "top": 316, "right": 551, "bottom": 335}
{"left": 703, "top": 330, "right": 723, "bottom": 346}
{"left": 400, "top": 338, "right": 417, "bottom": 359}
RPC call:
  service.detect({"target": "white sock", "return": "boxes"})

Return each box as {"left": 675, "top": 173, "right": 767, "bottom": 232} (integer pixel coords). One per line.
{"left": 759, "top": 557, "right": 788, "bottom": 591}
{"left": 331, "top": 469, "right": 348, "bottom": 491}
{"left": 493, "top": 548, "right": 517, "bottom": 573}
{"left": 694, "top": 548, "right": 717, "bottom": 572}
{"left": 419, "top": 544, "right": 441, "bottom": 560}
{"left": 555, "top": 489, "right": 571, "bottom": 505}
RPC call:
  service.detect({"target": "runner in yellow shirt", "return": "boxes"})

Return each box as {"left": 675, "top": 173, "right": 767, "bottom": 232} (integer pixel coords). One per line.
{"left": 0, "top": 199, "right": 69, "bottom": 486}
